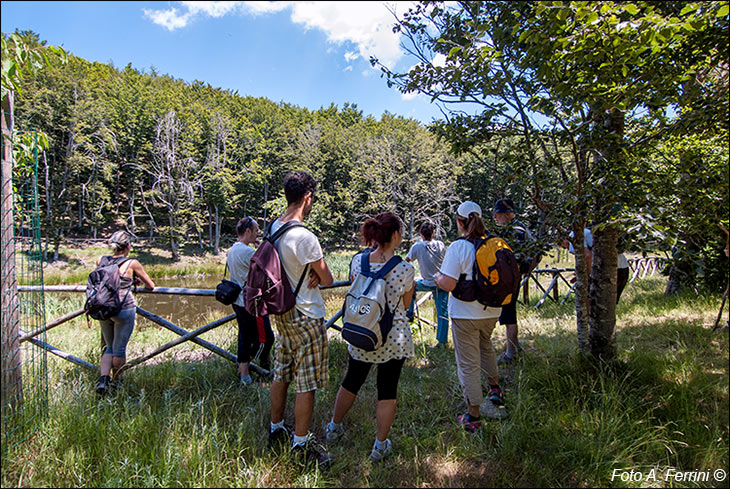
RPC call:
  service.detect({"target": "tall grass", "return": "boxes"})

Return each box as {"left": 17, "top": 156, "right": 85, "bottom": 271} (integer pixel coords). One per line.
{"left": 3, "top": 272, "right": 727, "bottom": 487}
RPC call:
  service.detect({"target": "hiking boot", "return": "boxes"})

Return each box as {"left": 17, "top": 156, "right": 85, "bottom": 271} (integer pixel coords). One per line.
{"left": 268, "top": 424, "right": 293, "bottom": 450}
{"left": 325, "top": 421, "right": 344, "bottom": 444}
{"left": 239, "top": 375, "right": 253, "bottom": 386}
{"left": 370, "top": 438, "right": 393, "bottom": 462}
{"left": 456, "top": 413, "right": 482, "bottom": 433}
{"left": 292, "top": 435, "right": 334, "bottom": 470}
{"left": 488, "top": 385, "right": 505, "bottom": 406}
{"left": 95, "top": 375, "right": 111, "bottom": 396}
{"left": 480, "top": 399, "right": 508, "bottom": 420}
{"left": 497, "top": 352, "right": 516, "bottom": 366}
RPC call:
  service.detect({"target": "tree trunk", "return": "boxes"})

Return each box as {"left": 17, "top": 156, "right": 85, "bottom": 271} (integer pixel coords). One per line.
{"left": 588, "top": 108, "right": 625, "bottom": 360}
{"left": 214, "top": 204, "right": 220, "bottom": 255}
{"left": 572, "top": 220, "right": 590, "bottom": 353}
{"left": 169, "top": 213, "right": 179, "bottom": 261}
{"left": 1, "top": 91, "right": 23, "bottom": 413}
{"left": 208, "top": 206, "right": 213, "bottom": 247}
{"left": 129, "top": 187, "right": 136, "bottom": 235}
{"left": 589, "top": 226, "right": 619, "bottom": 360}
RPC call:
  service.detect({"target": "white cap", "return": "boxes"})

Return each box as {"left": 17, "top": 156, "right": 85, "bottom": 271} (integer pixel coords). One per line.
{"left": 457, "top": 201, "right": 482, "bottom": 218}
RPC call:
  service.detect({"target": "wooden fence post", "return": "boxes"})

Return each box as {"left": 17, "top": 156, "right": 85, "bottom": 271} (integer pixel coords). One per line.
{"left": 1, "top": 91, "right": 23, "bottom": 413}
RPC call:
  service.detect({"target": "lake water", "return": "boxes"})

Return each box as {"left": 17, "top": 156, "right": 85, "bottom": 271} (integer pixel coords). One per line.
{"left": 132, "top": 277, "right": 348, "bottom": 330}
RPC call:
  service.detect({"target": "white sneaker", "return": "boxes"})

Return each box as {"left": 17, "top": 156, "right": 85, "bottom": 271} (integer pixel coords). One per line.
{"left": 370, "top": 438, "right": 393, "bottom": 462}
{"left": 480, "top": 399, "right": 508, "bottom": 420}
{"left": 325, "top": 422, "right": 344, "bottom": 444}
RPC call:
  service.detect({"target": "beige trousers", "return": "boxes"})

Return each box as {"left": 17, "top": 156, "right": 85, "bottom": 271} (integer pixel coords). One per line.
{"left": 451, "top": 317, "right": 499, "bottom": 407}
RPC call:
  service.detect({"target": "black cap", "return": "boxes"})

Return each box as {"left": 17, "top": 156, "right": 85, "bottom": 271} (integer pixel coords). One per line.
{"left": 493, "top": 198, "right": 517, "bottom": 214}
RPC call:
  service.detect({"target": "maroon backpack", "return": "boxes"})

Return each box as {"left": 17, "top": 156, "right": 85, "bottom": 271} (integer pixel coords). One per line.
{"left": 243, "top": 221, "right": 309, "bottom": 317}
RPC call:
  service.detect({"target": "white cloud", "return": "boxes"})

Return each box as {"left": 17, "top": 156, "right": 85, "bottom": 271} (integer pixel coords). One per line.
{"left": 182, "top": 1, "right": 245, "bottom": 17}
{"left": 143, "top": 1, "right": 417, "bottom": 68}
{"left": 143, "top": 7, "right": 193, "bottom": 31}
{"left": 344, "top": 66, "right": 353, "bottom": 72}
{"left": 401, "top": 91, "right": 421, "bottom": 101}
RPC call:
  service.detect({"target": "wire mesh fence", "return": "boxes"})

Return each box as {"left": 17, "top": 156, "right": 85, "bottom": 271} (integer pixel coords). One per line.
{"left": 1, "top": 107, "right": 48, "bottom": 456}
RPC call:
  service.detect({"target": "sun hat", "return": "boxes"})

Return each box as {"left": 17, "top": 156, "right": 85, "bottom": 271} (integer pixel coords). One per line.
{"left": 493, "top": 198, "right": 517, "bottom": 214}
{"left": 456, "top": 201, "right": 482, "bottom": 218}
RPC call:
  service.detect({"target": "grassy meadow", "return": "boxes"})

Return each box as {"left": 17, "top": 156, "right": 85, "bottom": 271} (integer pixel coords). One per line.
{"left": 2, "top": 246, "right": 728, "bottom": 487}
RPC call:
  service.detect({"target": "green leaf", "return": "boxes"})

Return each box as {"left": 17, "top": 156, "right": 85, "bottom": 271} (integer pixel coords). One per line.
{"left": 680, "top": 4, "right": 698, "bottom": 16}
{"left": 716, "top": 4, "right": 729, "bottom": 17}
{"left": 624, "top": 4, "right": 639, "bottom": 15}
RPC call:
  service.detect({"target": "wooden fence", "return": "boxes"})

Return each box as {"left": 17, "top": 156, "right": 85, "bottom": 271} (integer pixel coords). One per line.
{"left": 18, "top": 282, "right": 350, "bottom": 376}
{"left": 18, "top": 257, "right": 665, "bottom": 373}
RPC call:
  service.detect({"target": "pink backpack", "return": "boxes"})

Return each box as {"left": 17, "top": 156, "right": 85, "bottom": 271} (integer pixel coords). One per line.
{"left": 243, "top": 221, "right": 309, "bottom": 317}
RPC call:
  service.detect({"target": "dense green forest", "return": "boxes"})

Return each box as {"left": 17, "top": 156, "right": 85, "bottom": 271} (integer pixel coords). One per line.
{"left": 10, "top": 31, "right": 477, "bottom": 259}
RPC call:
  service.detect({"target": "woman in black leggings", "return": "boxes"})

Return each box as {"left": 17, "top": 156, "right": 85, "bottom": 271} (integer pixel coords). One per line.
{"left": 325, "top": 212, "right": 415, "bottom": 462}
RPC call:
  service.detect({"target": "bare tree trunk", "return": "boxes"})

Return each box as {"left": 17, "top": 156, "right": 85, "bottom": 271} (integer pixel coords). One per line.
{"left": 1, "top": 91, "right": 23, "bottom": 413}
{"left": 169, "top": 213, "right": 179, "bottom": 261}
{"left": 208, "top": 206, "right": 213, "bottom": 247}
{"left": 138, "top": 183, "right": 156, "bottom": 239}
{"left": 129, "top": 187, "right": 136, "bottom": 235}
{"left": 214, "top": 204, "right": 220, "bottom": 255}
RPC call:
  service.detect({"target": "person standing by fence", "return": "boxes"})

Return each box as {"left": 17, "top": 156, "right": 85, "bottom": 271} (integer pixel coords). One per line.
{"left": 266, "top": 171, "right": 335, "bottom": 469}
{"left": 94, "top": 231, "right": 155, "bottom": 395}
{"left": 227, "top": 216, "right": 274, "bottom": 385}
{"left": 491, "top": 198, "right": 537, "bottom": 365}
{"left": 326, "top": 212, "right": 415, "bottom": 462}
{"left": 405, "top": 222, "right": 449, "bottom": 348}
{"left": 434, "top": 201, "right": 508, "bottom": 430}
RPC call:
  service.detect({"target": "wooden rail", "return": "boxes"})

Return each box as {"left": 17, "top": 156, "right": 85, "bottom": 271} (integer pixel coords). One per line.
{"left": 19, "top": 259, "right": 666, "bottom": 374}
{"left": 18, "top": 282, "right": 352, "bottom": 375}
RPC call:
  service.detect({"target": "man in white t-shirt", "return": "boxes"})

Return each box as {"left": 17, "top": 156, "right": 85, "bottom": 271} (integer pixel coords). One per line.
{"left": 227, "top": 216, "right": 273, "bottom": 385}
{"left": 266, "top": 171, "right": 335, "bottom": 469}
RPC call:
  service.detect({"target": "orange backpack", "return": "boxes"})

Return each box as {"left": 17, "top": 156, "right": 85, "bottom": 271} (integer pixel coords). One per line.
{"left": 451, "top": 235, "right": 520, "bottom": 307}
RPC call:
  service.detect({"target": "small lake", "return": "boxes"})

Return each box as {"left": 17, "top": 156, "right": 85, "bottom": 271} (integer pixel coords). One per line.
{"left": 130, "top": 277, "right": 348, "bottom": 330}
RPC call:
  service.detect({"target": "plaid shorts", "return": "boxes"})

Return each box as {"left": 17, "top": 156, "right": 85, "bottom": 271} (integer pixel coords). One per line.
{"left": 271, "top": 308, "right": 329, "bottom": 393}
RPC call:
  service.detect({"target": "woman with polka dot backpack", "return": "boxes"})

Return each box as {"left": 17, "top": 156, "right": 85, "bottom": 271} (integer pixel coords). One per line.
{"left": 326, "top": 212, "right": 415, "bottom": 462}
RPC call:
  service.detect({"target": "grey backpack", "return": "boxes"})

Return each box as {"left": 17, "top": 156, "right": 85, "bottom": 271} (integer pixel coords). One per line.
{"left": 341, "top": 251, "right": 402, "bottom": 352}
{"left": 85, "top": 256, "right": 132, "bottom": 320}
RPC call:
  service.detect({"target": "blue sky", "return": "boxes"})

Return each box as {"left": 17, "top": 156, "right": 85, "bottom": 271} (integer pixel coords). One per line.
{"left": 1, "top": 1, "right": 452, "bottom": 124}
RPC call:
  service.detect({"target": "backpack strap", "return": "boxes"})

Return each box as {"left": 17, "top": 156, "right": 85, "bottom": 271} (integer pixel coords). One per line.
{"left": 266, "top": 220, "right": 306, "bottom": 242}
{"left": 292, "top": 264, "right": 309, "bottom": 298}
{"left": 265, "top": 220, "right": 310, "bottom": 299}
{"left": 376, "top": 255, "right": 403, "bottom": 279}
{"left": 360, "top": 251, "right": 402, "bottom": 279}
{"left": 118, "top": 257, "right": 133, "bottom": 275}
{"left": 361, "top": 250, "right": 372, "bottom": 275}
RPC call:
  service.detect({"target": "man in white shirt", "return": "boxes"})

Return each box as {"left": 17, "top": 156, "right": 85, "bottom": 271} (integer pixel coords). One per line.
{"left": 266, "top": 171, "right": 335, "bottom": 469}
{"left": 227, "top": 216, "right": 273, "bottom": 385}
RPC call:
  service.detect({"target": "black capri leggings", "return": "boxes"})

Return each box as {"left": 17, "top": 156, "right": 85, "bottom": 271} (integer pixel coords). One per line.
{"left": 232, "top": 304, "right": 274, "bottom": 365}
{"left": 341, "top": 355, "right": 406, "bottom": 401}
